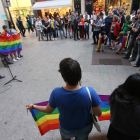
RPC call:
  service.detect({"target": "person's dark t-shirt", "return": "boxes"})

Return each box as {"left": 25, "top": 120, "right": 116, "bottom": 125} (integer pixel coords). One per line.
{"left": 132, "top": 20, "right": 140, "bottom": 41}
{"left": 101, "top": 36, "right": 105, "bottom": 43}
{"left": 57, "top": 19, "right": 63, "bottom": 30}
{"left": 43, "top": 22, "right": 50, "bottom": 33}
{"left": 65, "top": 19, "right": 68, "bottom": 28}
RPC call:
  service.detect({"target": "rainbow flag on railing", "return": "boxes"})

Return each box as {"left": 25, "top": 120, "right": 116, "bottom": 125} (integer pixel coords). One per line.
{"left": 0, "top": 33, "right": 22, "bottom": 55}
{"left": 30, "top": 95, "right": 110, "bottom": 136}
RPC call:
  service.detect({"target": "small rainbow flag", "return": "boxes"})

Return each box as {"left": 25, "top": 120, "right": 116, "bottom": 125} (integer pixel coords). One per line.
{"left": 0, "top": 33, "right": 22, "bottom": 55}
{"left": 30, "top": 95, "right": 110, "bottom": 136}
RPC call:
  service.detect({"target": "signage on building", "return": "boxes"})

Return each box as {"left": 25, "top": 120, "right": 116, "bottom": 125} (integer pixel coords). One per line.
{"left": 2, "top": 15, "right": 7, "bottom": 20}
{"left": 85, "top": 0, "right": 93, "bottom": 16}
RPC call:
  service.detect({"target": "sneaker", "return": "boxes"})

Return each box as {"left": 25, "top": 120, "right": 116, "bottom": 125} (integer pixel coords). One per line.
{"left": 13, "top": 59, "right": 17, "bottom": 62}
{"left": 52, "top": 38, "right": 54, "bottom": 41}
{"left": 129, "top": 58, "right": 135, "bottom": 62}
{"left": 18, "top": 55, "right": 23, "bottom": 58}
{"left": 55, "top": 38, "right": 57, "bottom": 40}
{"left": 16, "top": 57, "right": 20, "bottom": 60}
{"left": 122, "top": 56, "right": 129, "bottom": 59}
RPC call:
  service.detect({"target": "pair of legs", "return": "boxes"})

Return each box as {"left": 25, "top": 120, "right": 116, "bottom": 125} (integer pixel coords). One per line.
{"left": 93, "top": 31, "right": 99, "bottom": 44}
{"left": 71, "top": 25, "right": 74, "bottom": 38}
{"left": 46, "top": 32, "right": 51, "bottom": 41}
{"left": 59, "top": 30, "right": 64, "bottom": 39}
{"left": 105, "top": 30, "right": 111, "bottom": 45}
{"left": 79, "top": 26, "right": 84, "bottom": 39}
{"left": 28, "top": 27, "right": 34, "bottom": 33}
{"left": 0, "top": 53, "right": 13, "bottom": 67}
{"left": 21, "top": 28, "right": 26, "bottom": 37}
{"left": 134, "top": 43, "right": 140, "bottom": 67}
{"left": 65, "top": 28, "right": 71, "bottom": 38}
{"left": 84, "top": 30, "right": 89, "bottom": 39}
{"left": 37, "top": 30, "right": 44, "bottom": 41}
{"left": 60, "top": 123, "right": 93, "bottom": 140}
{"left": 74, "top": 28, "right": 79, "bottom": 40}
{"left": 116, "top": 43, "right": 124, "bottom": 54}
{"left": 51, "top": 28, "right": 57, "bottom": 39}
{"left": 125, "top": 39, "right": 138, "bottom": 61}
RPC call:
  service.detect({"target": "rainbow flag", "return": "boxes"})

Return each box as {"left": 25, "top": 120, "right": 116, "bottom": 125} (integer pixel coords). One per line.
{"left": 0, "top": 33, "right": 22, "bottom": 55}
{"left": 30, "top": 95, "right": 110, "bottom": 136}
{"left": 95, "top": 36, "right": 103, "bottom": 52}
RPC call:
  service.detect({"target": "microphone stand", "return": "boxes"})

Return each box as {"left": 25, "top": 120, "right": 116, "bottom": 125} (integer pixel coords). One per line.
{"left": 4, "top": 65, "right": 22, "bottom": 85}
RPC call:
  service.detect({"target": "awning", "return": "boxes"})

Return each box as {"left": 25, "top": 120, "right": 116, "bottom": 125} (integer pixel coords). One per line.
{"left": 32, "top": 0, "right": 72, "bottom": 10}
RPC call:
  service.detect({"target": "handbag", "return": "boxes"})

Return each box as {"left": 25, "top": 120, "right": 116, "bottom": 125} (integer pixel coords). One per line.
{"left": 86, "top": 87, "right": 101, "bottom": 132}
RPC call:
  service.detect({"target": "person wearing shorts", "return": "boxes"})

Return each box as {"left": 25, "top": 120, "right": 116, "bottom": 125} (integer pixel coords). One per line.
{"left": 27, "top": 58, "right": 102, "bottom": 140}
{"left": 110, "top": 16, "right": 120, "bottom": 50}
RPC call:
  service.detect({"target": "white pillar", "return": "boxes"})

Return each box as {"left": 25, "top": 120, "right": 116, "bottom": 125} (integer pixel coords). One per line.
{"left": 81, "top": 0, "right": 85, "bottom": 15}
{"left": 0, "top": 0, "right": 7, "bottom": 31}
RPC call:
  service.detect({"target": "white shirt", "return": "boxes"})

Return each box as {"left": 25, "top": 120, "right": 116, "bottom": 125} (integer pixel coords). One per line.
{"left": 130, "top": 14, "right": 135, "bottom": 20}
{"left": 91, "top": 14, "right": 97, "bottom": 20}
{"left": 83, "top": 14, "right": 90, "bottom": 20}
{"left": 35, "top": 21, "right": 42, "bottom": 31}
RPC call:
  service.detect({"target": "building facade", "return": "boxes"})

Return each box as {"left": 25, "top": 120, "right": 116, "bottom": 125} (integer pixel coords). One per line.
{"left": 0, "top": 0, "right": 8, "bottom": 31}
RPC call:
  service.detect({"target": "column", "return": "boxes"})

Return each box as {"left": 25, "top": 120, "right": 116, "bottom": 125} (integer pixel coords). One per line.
{"left": 81, "top": 0, "right": 85, "bottom": 15}
{"left": 0, "top": 0, "right": 7, "bottom": 31}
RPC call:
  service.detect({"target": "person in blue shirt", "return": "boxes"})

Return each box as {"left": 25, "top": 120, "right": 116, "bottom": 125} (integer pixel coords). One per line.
{"left": 104, "top": 12, "right": 113, "bottom": 46}
{"left": 74, "top": 12, "right": 80, "bottom": 41}
{"left": 27, "top": 58, "right": 102, "bottom": 140}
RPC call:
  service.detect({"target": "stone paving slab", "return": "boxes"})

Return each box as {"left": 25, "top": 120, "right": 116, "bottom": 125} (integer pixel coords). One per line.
{"left": 0, "top": 32, "right": 139, "bottom": 140}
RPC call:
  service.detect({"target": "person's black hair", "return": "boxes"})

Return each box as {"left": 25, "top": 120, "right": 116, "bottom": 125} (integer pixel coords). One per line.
{"left": 120, "top": 13, "right": 125, "bottom": 21}
{"left": 109, "top": 73, "right": 140, "bottom": 107}
{"left": 85, "top": 10, "right": 87, "bottom": 12}
{"left": 101, "top": 31, "right": 105, "bottom": 36}
{"left": 99, "top": 12, "right": 103, "bottom": 16}
{"left": 132, "top": 10, "right": 136, "bottom": 14}
{"left": 58, "top": 58, "right": 82, "bottom": 86}
{"left": 126, "top": 15, "right": 130, "bottom": 20}
{"left": 138, "top": 11, "right": 140, "bottom": 15}
{"left": 133, "top": 16, "right": 138, "bottom": 21}
{"left": 2, "top": 25, "right": 7, "bottom": 29}
{"left": 113, "top": 10, "right": 117, "bottom": 15}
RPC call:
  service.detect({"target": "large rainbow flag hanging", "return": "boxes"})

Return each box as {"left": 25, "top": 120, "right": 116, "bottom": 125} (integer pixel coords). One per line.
{"left": 30, "top": 95, "right": 110, "bottom": 136}
{"left": 0, "top": 33, "right": 22, "bottom": 55}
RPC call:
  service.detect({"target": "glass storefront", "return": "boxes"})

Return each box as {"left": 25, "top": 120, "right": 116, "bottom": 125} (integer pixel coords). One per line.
{"left": 9, "top": 0, "right": 34, "bottom": 28}
{"left": 93, "top": 0, "right": 105, "bottom": 14}
{"left": 41, "top": 7, "right": 72, "bottom": 19}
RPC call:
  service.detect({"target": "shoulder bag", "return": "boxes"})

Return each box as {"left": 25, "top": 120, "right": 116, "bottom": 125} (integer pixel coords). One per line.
{"left": 86, "top": 87, "right": 101, "bottom": 132}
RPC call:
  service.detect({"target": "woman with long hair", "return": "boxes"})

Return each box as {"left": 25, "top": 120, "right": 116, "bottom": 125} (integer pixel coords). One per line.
{"left": 27, "top": 58, "right": 102, "bottom": 140}
{"left": 107, "top": 73, "right": 140, "bottom": 140}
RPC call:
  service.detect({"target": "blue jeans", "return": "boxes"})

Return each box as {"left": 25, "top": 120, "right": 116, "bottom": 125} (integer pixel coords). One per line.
{"left": 59, "top": 30, "right": 63, "bottom": 38}
{"left": 60, "top": 123, "right": 93, "bottom": 140}
{"left": 65, "top": 28, "right": 71, "bottom": 37}
{"left": 35, "top": 28, "right": 38, "bottom": 37}
{"left": 136, "top": 43, "right": 140, "bottom": 66}
{"left": 46, "top": 32, "right": 51, "bottom": 40}
{"left": 105, "top": 29, "right": 111, "bottom": 45}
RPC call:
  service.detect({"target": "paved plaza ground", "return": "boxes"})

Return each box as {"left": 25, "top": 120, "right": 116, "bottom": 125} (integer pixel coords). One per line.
{"left": 0, "top": 32, "right": 139, "bottom": 140}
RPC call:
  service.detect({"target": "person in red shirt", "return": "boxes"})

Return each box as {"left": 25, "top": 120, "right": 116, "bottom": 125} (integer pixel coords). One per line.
{"left": 110, "top": 16, "right": 120, "bottom": 50}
